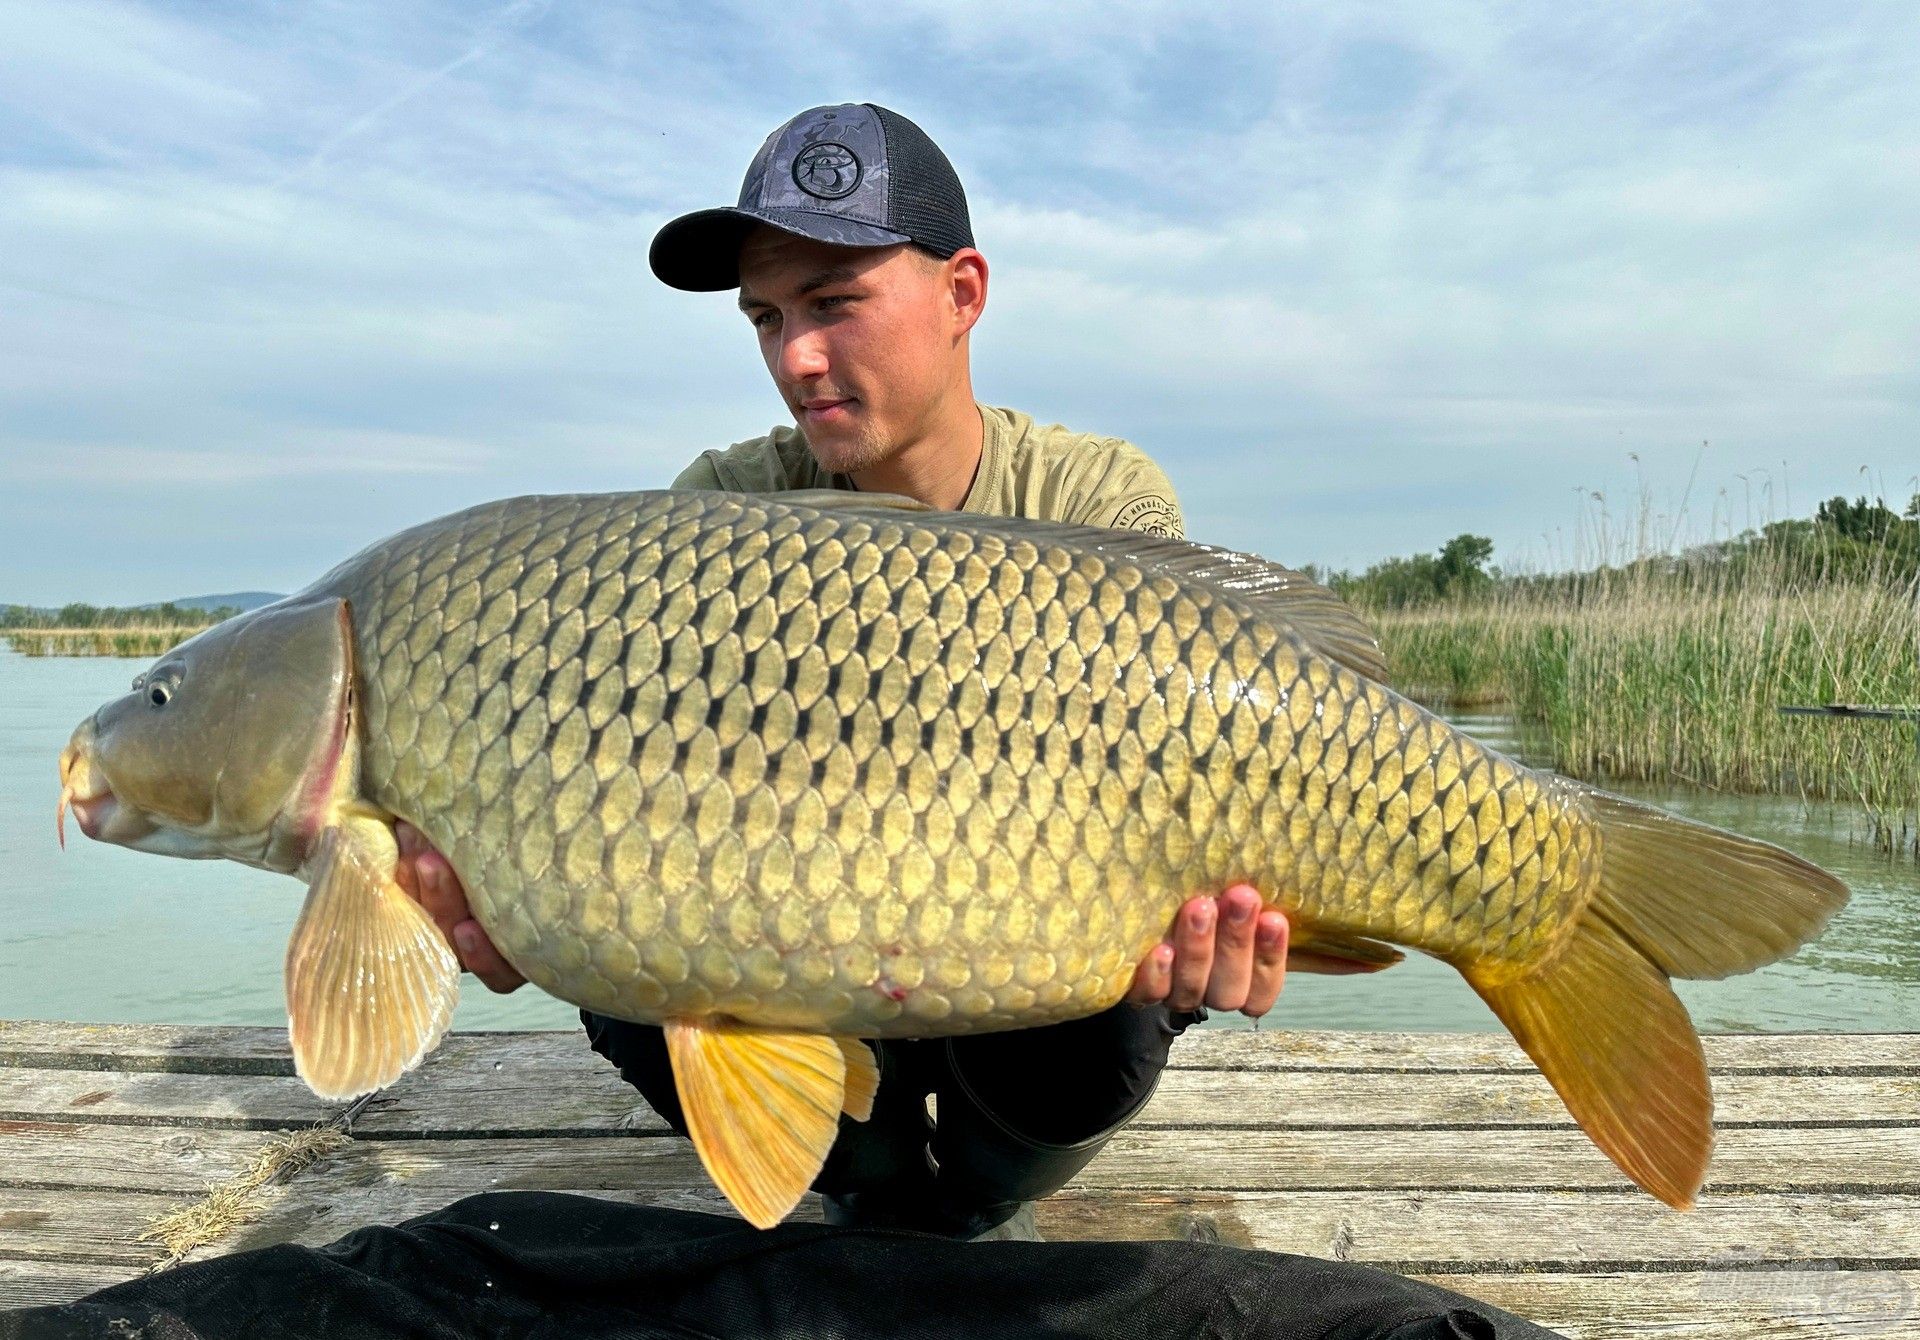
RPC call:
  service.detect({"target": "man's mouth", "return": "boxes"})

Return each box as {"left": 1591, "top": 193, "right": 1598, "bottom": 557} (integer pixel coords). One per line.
{"left": 800, "top": 396, "right": 855, "bottom": 423}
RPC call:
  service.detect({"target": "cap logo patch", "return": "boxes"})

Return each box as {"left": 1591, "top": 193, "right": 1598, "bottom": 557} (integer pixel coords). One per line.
{"left": 792, "top": 141, "right": 862, "bottom": 200}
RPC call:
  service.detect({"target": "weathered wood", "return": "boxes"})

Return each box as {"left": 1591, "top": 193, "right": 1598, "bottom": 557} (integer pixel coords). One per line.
{"left": 1408, "top": 1269, "right": 1920, "bottom": 1340}
{"left": 229, "top": 1124, "right": 1920, "bottom": 1200}
{"left": 352, "top": 1062, "right": 1920, "bottom": 1138}
{"left": 0, "top": 1067, "right": 342, "bottom": 1129}
{"left": 0, "top": 1258, "right": 150, "bottom": 1313}
{"left": 5, "top": 1021, "right": 1918, "bottom": 1335}
{"left": 8, "top": 1021, "right": 1916, "bottom": 1077}
{"left": 1171, "top": 1029, "right": 1920, "bottom": 1073}
{"left": 0, "top": 1187, "right": 172, "bottom": 1266}
{"left": 0, "top": 1123, "right": 289, "bottom": 1194}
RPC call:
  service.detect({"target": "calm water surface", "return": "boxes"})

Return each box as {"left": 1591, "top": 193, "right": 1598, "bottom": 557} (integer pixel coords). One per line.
{"left": 2, "top": 650, "right": 1913, "bottom": 1032}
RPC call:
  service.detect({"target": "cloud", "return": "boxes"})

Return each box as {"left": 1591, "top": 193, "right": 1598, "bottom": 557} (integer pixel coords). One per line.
{"left": 1, "top": 0, "right": 1917, "bottom": 602}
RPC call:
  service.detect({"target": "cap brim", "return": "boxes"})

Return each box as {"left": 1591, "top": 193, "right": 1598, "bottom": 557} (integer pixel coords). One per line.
{"left": 649, "top": 207, "right": 912, "bottom": 291}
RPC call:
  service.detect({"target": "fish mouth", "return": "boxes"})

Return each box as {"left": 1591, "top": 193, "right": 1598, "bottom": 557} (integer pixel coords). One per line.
{"left": 58, "top": 736, "right": 119, "bottom": 848}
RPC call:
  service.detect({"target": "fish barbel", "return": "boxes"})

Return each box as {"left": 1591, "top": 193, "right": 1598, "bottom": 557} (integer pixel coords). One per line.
{"left": 58, "top": 489, "right": 1848, "bottom": 1226}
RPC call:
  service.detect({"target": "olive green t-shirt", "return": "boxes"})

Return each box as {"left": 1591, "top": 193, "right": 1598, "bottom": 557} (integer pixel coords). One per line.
{"left": 669, "top": 404, "right": 1184, "bottom": 537}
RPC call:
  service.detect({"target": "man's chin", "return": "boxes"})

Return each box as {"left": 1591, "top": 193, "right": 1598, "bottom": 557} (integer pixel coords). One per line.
{"left": 798, "top": 423, "right": 890, "bottom": 476}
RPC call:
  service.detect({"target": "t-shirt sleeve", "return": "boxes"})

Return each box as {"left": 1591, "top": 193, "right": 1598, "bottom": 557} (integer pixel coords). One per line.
{"left": 1073, "top": 447, "right": 1186, "bottom": 538}
{"left": 668, "top": 452, "right": 727, "bottom": 491}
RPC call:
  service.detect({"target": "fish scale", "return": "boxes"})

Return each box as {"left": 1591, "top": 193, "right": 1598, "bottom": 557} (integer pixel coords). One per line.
{"left": 320, "top": 490, "right": 1593, "bottom": 1036}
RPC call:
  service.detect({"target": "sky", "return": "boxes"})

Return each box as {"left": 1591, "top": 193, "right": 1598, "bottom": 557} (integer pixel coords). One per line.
{"left": 2, "top": 0, "right": 1917, "bottom": 605}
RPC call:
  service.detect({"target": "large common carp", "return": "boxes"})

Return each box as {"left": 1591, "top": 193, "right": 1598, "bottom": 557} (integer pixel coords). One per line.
{"left": 59, "top": 490, "right": 1848, "bottom": 1227}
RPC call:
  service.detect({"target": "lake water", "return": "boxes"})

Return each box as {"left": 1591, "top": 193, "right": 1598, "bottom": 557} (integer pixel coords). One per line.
{"left": 3, "top": 648, "right": 1914, "bottom": 1034}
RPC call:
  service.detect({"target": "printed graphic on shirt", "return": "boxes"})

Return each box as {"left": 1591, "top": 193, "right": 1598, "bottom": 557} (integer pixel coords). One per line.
{"left": 1113, "top": 494, "right": 1184, "bottom": 538}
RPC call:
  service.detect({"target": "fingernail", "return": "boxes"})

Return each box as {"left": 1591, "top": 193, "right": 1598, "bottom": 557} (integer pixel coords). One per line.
{"left": 1189, "top": 903, "right": 1214, "bottom": 933}
{"left": 1155, "top": 945, "right": 1175, "bottom": 970}
{"left": 1226, "top": 895, "right": 1254, "bottom": 924}
{"left": 1256, "top": 918, "right": 1282, "bottom": 946}
{"left": 454, "top": 925, "right": 479, "bottom": 958}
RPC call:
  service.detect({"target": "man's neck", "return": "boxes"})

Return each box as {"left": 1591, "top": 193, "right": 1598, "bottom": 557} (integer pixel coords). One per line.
{"left": 850, "top": 396, "right": 984, "bottom": 511}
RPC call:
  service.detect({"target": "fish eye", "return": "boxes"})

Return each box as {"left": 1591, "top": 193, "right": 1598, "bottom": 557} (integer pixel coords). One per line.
{"left": 148, "top": 683, "right": 172, "bottom": 708}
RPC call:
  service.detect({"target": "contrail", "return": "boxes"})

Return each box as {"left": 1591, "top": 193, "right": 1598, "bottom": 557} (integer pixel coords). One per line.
{"left": 275, "top": 0, "right": 553, "bottom": 188}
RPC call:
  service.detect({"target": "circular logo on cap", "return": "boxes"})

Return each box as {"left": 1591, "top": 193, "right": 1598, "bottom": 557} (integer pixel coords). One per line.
{"left": 792, "top": 141, "right": 862, "bottom": 200}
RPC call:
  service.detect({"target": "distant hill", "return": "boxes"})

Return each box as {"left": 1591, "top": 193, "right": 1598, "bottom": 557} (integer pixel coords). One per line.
{"left": 162, "top": 592, "right": 284, "bottom": 614}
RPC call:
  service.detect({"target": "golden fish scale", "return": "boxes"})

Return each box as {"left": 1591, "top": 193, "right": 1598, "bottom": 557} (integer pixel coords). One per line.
{"left": 316, "top": 492, "right": 1597, "bottom": 1036}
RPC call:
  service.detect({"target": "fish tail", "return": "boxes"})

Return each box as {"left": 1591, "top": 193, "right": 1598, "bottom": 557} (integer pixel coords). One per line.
{"left": 1461, "top": 789, "right": 1849, "bottom": 1210}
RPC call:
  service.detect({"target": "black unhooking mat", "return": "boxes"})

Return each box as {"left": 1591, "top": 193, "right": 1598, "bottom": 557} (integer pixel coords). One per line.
{"left": 1, "top": 1192, "right": 1566, "bottom": 1339}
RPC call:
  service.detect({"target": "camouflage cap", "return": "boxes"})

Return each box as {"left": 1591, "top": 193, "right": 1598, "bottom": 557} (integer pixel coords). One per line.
{"left": 650, "top": 103, "right": 975, "bottom": 292}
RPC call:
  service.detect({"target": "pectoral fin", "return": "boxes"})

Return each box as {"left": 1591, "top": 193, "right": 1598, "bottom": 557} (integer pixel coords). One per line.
{"left": 284, "top": 821, "right": 460, "bottom": 1100}
{"left": 665, "top": 1018, "right": 874, "bottom": 1229}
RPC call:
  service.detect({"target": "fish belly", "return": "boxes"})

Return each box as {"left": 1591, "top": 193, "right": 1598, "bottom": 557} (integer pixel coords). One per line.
{"left": 330, "top": 491, "right": 1594, "bottom": 1037}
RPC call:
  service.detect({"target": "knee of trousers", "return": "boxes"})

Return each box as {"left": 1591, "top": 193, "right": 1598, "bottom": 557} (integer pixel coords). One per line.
{"left": 579, "top": 1010, "right": 688, "bottom": 1134}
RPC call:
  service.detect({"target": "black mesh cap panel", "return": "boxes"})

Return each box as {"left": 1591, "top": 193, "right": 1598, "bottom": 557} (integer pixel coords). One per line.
{"left": 870, "top": 104, "right": 975, "bottom": 257}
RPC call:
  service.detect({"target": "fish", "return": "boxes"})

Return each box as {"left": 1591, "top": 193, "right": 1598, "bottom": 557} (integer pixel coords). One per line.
{"left": 58, "top": 488, "right": 1849, "bottom": 1227}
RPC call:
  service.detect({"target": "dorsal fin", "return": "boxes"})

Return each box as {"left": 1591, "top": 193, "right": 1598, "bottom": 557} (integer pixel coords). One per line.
{"left": 766, "top": 491, "right": 1391, "bottom": 684}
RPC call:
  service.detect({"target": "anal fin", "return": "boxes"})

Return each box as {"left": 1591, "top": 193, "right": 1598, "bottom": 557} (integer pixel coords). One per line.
{"left": 284, "top": 820, "right": 460, "bottom": 1101}
{"left": 666, "top": 1018, "right": 867, "bottom": 1229}
{"left": 1288, "top": 929, "right": 1406, "bottom": 975}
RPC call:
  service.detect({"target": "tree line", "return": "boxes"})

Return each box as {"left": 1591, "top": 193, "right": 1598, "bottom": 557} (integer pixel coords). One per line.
{"left": 1320, "top": 493, "right": 1920, "bottom": 609}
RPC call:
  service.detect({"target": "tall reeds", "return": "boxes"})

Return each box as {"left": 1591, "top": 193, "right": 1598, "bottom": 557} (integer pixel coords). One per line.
{"left": 1365, "top": 542, "right": 1920, "bottom": 857}
{"left": 3, "top": 628, "right": 201, "bottom": 657}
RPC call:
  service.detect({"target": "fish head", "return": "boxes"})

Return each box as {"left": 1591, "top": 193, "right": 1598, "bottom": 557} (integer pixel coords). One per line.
{"left": 59, "top": 597, "right": 358, "bottom": 872}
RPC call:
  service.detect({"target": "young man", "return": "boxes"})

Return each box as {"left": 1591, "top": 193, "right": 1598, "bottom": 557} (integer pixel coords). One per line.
{"left": 396, "top": 104, "right": 1290, "bottom": 1241}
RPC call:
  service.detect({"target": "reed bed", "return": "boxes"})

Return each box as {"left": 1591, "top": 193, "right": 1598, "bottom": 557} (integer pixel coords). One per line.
{"left": 1365, "top": 561, "right": 1920, "bottom": 858}
{"left": 3, "top": 628, "right": 204, "bottom": 658}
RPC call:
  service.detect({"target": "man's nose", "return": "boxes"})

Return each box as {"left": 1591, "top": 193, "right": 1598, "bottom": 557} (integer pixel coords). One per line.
{"left": 776, "top": 324, "right": 830, "bottom": 384}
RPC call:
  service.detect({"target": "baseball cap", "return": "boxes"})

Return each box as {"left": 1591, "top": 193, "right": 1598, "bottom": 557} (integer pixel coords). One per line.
{"left": 649, "top": 103, "right": 975, "bottom": 292}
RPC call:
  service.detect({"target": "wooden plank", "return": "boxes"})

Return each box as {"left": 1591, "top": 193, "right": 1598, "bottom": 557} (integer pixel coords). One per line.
{"left": 8, "top": 1021, "right": 1917, "bottom": 1077}
{"left": 0, "top": 1123, "right": 288, "bottom": 1194}
{"left": 0, "top": 1054, "right": 1909, "bottom": 1141}
{"left": 1088, "top": 1125, "right": 1920, "bottom": 1192}
{"left": 1408, "top": 1269, "right": 1920, "bottom": 1340}
{"left": 235, "top": 1124, "right": 1920, "bottom": 1199}
{"left": 351, "top": 1066, "right": 1920, "bottom": 1137}
{"left": 0, "top": 1022, "right": 294, "bottom": 1074}
{"left": 0, "top": 1258, "right": 147, "bottom": 1312}
{"left": 0, "top": 1068, "right": 341, "bottom": 1129}
{"left": 0, "top": 1187, "right": 173, "bottom": 1266}
{"left": 1037, "top": 1189, "right": 1920, "bottom": 1264}
{"left": 1172, "top": 1030, "right": 1920, "bottom": 1073}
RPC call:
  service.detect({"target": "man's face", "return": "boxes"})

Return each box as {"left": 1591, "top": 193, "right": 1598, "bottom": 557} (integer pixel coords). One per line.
{"left": 736, "top": 228, "right": 971, "bottom": 475}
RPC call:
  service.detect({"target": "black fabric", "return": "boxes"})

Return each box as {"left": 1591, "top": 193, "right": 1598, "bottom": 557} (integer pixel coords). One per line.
{"left": 1, "top": 1192, "right": 1565, "bottom": 1339}
{"left": 580, "top": 1003, "right": 1199, "bottom": 1216}
{"left": 871, "top": 103, "right": 975, "bottom": 258}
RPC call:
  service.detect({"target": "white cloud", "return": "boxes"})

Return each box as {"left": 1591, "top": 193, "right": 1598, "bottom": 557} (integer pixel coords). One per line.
{"left": 1, "top": 0, "right": 1917, "bottom": 601}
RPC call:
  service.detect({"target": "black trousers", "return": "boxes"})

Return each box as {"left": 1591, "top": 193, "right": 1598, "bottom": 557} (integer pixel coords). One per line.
{"left": 580, "top": 1002, "right": 1201, "bottom": 1218}
{"left": 2, "top": 1192, "right": 1568, "bottom": 1338}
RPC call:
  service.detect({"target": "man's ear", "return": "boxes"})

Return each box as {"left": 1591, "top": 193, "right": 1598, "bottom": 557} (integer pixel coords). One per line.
{"left": 948, "top": 248, "right": 988, "bottom": 337}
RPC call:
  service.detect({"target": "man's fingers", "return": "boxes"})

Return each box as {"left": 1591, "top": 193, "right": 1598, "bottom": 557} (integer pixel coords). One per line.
{"left": 1124, "top": 943, "right": 1175, "bottom": 1005}
{"left": 455, "top": 920, "right": 527, "bottom": 994}
{"left": 1204, "top": 885, "right": 1259, "bottom": 1012}
{"left": 1242, "top": 910, "right": 1290, "bottom": 1019}
{"left": 1167, "top": 897, "right": 1216, "bottom": 1011}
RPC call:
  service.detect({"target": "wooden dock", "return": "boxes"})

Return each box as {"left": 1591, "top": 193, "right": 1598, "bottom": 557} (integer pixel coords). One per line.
{"left": 3, "top": 1020, "right": 1917, "bottom": 1337}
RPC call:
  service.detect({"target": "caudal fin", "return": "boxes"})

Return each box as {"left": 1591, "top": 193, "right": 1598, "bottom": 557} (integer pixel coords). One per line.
{"left": 1463, "top": 789, "right": 1850, "bottom": 1210}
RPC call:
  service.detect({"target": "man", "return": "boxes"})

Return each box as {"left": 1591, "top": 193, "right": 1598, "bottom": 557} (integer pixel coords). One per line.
{"left": 395, "top": 103, "right": 1290, "bottom": 1241}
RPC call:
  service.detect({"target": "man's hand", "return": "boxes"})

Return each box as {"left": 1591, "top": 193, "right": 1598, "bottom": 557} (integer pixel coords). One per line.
{"left": 1124, "top": 886, "right": 1288, "bottom": 1018}
{"left": 393, "top": 821, "right": 527, "bottom": 994}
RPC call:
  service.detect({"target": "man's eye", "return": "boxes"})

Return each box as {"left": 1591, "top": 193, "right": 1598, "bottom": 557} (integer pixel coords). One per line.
{"left": 816, "top": 295, "right": 850, "bottom": 312}
{"left": 749, "top": 310, "right": 778, "bottom": 329}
